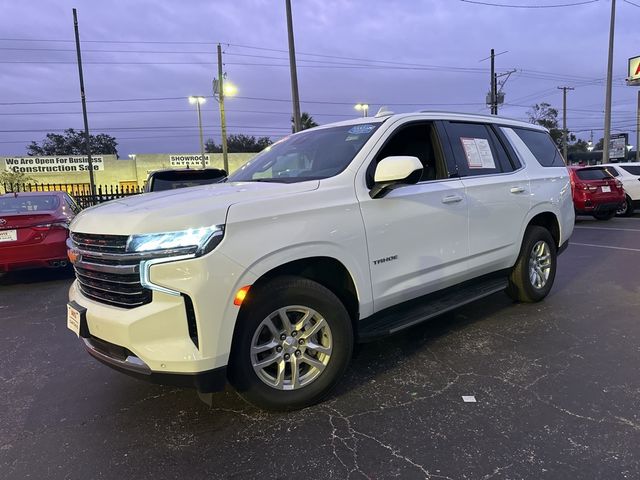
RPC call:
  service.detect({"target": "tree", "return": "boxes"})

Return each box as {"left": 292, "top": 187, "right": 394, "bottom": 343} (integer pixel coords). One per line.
{"left": 595, "top": 137, "right": 604, "bottom": 150}
{"left": 567, "top": 138, "right": 589, "bottom": 155}
{"left": 0, "top": 170, "right": 35, "bottom": 186}
{"left": 527, "top": 103, "right": 564, "bottom": 146}
{"left": 27, "top": 128, "right": 118, "bottom": 157}
{"left": 291, "top": 112, "right": 318, "bottom": 132}
{"left": 205, "top": 134, "right": 273, "bottom": 153}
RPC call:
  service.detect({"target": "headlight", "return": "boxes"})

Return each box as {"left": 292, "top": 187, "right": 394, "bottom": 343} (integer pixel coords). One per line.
{"left": 126, "top": 225, "right": 224, "bottom": 256}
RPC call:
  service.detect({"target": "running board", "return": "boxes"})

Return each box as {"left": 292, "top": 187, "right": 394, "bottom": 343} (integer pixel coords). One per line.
{"left": 357, "top": 275, "right": 509, "bottom": 342}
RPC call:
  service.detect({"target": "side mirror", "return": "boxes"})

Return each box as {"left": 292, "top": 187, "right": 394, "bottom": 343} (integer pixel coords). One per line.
{"left": 370, "top": 156, "right": 423, "bottom": 198}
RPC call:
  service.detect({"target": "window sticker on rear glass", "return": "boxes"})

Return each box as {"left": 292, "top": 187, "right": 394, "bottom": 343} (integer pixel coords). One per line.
{"left": 460, "top": 137, "right": 496, "bottom": 169}
{"left": 348, "top": 124, "right": 375, "bottom": 135}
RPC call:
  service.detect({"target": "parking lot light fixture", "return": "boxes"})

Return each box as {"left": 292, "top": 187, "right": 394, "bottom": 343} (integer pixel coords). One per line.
{"left": 354, "top": 103, "right": 369, "bottom": 117}
{"left": 188, "top": 96, "right": 207, "bottom": 169}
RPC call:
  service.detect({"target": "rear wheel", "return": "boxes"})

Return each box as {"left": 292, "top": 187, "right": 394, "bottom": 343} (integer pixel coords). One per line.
{"left": 593, "top": 210, "right": 616, "bottom": 221}
{"left": 229, "top": 276, "right": 353, "bottom": 411}
{"left": 616, "top": 196, "right": 634, "bottom": 217}
{"left": 507, "top": 226, "right": 557, "bottom": 303}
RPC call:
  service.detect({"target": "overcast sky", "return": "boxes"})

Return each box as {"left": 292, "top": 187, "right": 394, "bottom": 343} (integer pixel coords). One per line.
{"left": 0, "top": 0, "right": 638, "bottom": 157}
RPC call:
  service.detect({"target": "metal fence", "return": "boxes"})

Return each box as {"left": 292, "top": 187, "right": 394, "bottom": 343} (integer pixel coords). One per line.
{"left": 1, "top": 182, "right": 143, "bottom": 209}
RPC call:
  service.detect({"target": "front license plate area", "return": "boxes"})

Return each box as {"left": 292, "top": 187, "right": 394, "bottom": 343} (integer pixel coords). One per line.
{"left": 67, "top": 302, "right": 88, "bottom": 337}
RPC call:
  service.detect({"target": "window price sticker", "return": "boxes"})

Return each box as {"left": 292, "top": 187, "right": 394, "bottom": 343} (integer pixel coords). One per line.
{"left": 460, "top": 137, "right": 496, "bottom": 169}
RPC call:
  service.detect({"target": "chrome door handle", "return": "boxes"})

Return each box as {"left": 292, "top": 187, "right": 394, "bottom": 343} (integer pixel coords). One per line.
{"left": 510, "top": 186, "right": 526, "bottom": 194}
{"left": 441, "top": 195, "right": 463, "bottom": 204}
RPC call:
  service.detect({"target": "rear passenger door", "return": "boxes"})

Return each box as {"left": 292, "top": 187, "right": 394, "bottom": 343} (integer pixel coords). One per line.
{"left": 441, "top": 121, "right": 530, "bottom": 276}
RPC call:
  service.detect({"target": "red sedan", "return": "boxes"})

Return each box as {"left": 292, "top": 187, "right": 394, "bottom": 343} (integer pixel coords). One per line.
{"left": 0, "top": 191, "right": 79, "bottom": 272}
{"left": 568, "top": 165, "right": 625, "bottom": 221}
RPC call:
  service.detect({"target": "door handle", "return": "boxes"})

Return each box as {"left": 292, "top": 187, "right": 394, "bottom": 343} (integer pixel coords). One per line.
{"left": 510, "top": 186, "right": 526, "bottom": 194}
{"left": 441, "top": 195, "right": 463, "bottom": 204}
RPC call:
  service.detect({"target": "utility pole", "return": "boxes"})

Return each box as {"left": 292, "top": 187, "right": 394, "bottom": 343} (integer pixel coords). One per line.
{"left": 603, "top": 0, "right": 616, "bottom": 163}
{"left": 72, "top": 8, "right": 96, "bottom": 201}
{"left": 217, "top": 44, "right": 229, "bottom": 173}
{"left": 490, "top": 49, "right": 496, "bottom": 115}
{"left": 637, "top": 90, "right": 640, "bottom": 161}
{"left": 285, "top": 0, "right": 302, "bottom": 132}
{"left": 558, "top": 86, "right": 575, "bottom": 161}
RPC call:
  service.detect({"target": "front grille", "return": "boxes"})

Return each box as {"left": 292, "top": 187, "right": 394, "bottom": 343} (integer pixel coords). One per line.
{"left": 71, "top": 232, "right": 152, "bottom": 309}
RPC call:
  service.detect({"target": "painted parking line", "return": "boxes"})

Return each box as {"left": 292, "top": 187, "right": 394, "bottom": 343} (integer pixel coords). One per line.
{"left": 572, "top": 242, "right": 640, "bottom": 253}
{"left": 575, "top": 226, "right": 640, "bottom": 232}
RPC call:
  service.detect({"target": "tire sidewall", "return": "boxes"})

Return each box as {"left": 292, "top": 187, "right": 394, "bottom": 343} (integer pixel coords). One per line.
{"left": 229, "top": 277, "right": 353, "bottom": 410}
{"left": 518, "top": 227, "right": 557, "bottom": 302}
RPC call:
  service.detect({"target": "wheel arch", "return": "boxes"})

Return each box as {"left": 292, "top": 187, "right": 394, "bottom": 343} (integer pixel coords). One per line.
{"left": 526, "top": 211, "right": 561, "bottom": 248}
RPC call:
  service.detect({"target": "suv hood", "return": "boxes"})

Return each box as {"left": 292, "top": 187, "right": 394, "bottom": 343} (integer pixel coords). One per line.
{"left": 71, "top": 181, "right": 319, "bottom": 235}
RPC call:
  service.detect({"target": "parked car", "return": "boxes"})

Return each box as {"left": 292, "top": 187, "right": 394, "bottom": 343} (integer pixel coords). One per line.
{"left": 145, "top": 167, "right": 227, "bottom": 192}
{"left": 568, "top": 165, "right": 625, "bottom": 220}
{"left": 600, "top": 162, "right": 640, "bottom": 216}
{"left": 66, "top": 112, "right": 574, "bottom": 410}
{"left": 0, "top": 191, "right": 79, "bottom": 272}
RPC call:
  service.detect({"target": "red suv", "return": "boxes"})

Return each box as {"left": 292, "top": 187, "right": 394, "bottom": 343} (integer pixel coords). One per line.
{"left": 568, "top": 165, "right": 625, "bottom": 220}
{"left": 0, "top": 191, "right": 79, "bottom": 272}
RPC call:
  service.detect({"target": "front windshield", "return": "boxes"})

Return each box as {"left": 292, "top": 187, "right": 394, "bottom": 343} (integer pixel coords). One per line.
{"left": 227, "top": 123, "right": 381, "bottom": 183}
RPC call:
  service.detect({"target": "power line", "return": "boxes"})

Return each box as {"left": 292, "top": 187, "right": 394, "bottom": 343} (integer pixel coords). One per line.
{"left": 459, "top": 0, "right": 599, "bottom": 7}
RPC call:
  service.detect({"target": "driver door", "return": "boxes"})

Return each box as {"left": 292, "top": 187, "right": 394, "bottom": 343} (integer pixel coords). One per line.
{"left": 356, "top": 121, "right": 470, "bottom": 312}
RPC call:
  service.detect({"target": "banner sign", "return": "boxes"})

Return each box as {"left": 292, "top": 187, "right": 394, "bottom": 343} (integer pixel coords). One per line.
{"left": 169, "top": 154, "right": 210, "bottom": 167}
{"left": 3, "top": 156, "right": 104, "bottom": 174}
{"left": 609, "top": 133, "right": 628, "bottom": 160}
{"left": 627, "top": 56, "right": 640, "bottom": 86}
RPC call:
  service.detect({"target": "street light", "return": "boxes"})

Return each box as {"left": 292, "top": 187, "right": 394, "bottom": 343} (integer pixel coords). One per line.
{"left": 188, "top": 96, "right": 207, "bottom": 169}
{"left": 587, "top": 140, "right": 594, "bottom": 152}
{"left": 354, "top": 103, "right": 369, "bottom": 117}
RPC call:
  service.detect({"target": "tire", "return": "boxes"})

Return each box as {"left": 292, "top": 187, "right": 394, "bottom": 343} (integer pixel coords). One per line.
{"left": 616, "top": 196, "right": 634, "bottom": 217}
{"left": 593, "top": 210, "right": 616, "bottom": 221}
{"left": 507, "top": 226, "right": 557, "bottom": 303}
{"left": 228, "top": 276, "right": 354, "bottom": 411}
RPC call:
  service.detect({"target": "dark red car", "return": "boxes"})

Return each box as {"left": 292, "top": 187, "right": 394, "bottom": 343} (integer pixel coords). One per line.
{"left": 0, "top": 191, "right": 79, "bottom": 272}
{"left": 568, "top": 165, "right": 625, "bottom": 220}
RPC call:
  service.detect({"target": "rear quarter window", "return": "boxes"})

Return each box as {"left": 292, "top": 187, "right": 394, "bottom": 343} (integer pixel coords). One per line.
{"left": 512, "top": 128, "right": 565, "bottom": 167}
{"left": 621, "top": 165, "right": 640, "bottom": 176}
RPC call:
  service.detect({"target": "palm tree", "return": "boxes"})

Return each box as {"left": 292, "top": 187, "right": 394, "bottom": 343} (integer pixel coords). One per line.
{"left": 291, "top": 112, "right": 318, "bottom": 133}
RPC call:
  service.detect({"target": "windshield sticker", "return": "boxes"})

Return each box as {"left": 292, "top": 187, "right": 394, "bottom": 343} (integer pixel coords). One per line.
{"left": 348, "top": 124, "right": 376, "bottom": 135}
{"left": 345, "top": 135, "right": 360, "bottom": 142}
{"left": 460, "top": 137, "right": 496, "bottom": 169}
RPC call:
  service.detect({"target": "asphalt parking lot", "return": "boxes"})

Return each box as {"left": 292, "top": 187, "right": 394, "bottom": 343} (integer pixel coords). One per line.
{"left": 2, "top": 216, "right": 639, "bottom": 480}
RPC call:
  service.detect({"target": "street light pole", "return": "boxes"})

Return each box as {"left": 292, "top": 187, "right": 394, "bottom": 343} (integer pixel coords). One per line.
{"left": 189, "top": 96, "right": 207, "bottom": 169}
{"left": 603, "top": 0, "right": 616, "bottom": 163}
{"left": 354, "top": 103, "right": 369, "bottom": 117}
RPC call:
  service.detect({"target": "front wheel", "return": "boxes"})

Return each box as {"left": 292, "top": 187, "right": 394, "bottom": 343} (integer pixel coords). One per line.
{"left": 228, "top": 276, "right": 353, "bottom": 411}
{"left": 507, "top": 226, "right": 557, "bottom": 303}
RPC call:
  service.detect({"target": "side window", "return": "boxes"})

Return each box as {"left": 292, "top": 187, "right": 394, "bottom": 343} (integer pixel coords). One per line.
{"left": 604, "top": 166, "right": 620, "bottom": 177}
{"left": 65, "top": 195, "right": 81, "bottom": 214}
{"left": 512, "top": 127, "right": 566, "bottom": 167}
{"left": 621, "top": 165, "right": 640, "bottom": 176}
{"left": 442, "top": 122, "right": 512, "bottom": 177}
{"left": 370, "top": 122, "right": 444, "bottom": 185}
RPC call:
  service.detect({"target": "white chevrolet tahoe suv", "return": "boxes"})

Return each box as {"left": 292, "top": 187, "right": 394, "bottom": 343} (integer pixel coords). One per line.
{"left": 66, "top": 112, "right": 574, "bottom": 410}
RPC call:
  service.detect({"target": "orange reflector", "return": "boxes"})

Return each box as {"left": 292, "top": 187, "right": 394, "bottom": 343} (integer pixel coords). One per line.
{"left": 67, "top": 249, "right": 79, "bottom": 264}
{"left": 234, "top": 286, "right": 251, "bottom": 306}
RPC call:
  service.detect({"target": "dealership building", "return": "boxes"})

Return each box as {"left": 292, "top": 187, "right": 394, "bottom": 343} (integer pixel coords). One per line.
{"left": 0, "top": 152, "right": 255, "bottom": 189}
